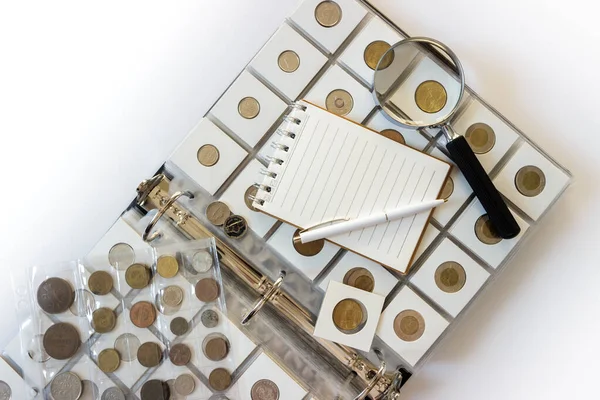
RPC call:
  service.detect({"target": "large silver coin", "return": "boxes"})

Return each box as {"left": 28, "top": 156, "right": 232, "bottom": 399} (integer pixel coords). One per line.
{"left": 174, "top": 374, "right": 196, "bottom": 396}
{"left": 0, "top": 381, "right": 11, "bottom": 400}
{"left": 50, "top": 372, "right": 82, "bottom": 400}
{"left": 192, "top": 250, "right": 214, "bottom": 273}
{"left": 114, "top": 333, "right": 141, "bottom": 362}
{"left": 101, "top": 387, "right": 126, "bottom": 400}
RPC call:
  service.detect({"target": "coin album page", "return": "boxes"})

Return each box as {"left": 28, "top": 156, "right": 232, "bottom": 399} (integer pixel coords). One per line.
{"left": 4, "top": 0, "right": 572, "bottom": 399}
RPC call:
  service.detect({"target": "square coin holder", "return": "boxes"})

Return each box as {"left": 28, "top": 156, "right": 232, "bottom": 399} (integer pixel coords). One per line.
{"left": 366, "top": 110, "right": 431, "bottom": 151}
{"left": 250, "top": 23, "right": 328, "bottom": 100}
{"left": 376, "top": 286, "right": 449, "bottom": 367}
{"left": 169, "top": 118, "right": 248, "bottom": 195}
{"left": 493, "top": 142, "right": 570, "bottom": 220}
{"left": 289, "top": 0, "right": 367, "bottom": 54}
{"left": 314, "top": 281, "right": 385, "bottom": 351}
{"left": 210, "top": 71, "right": 288, "bottom": 147}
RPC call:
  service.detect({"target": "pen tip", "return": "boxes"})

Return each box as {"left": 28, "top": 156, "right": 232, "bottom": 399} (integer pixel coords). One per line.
{"left": 443, "top": 198, "right": 449, "bottom": 203}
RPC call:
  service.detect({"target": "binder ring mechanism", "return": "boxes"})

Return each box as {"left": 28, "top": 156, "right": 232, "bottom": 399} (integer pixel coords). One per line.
{"left": 241, "top": 271, "right": 286, "bottom": 325}
{"left": 351, "top": 348, "right": 406, "bottom": 400}
{"left": 143, "top": 190, "right": 195, "bottom": 242}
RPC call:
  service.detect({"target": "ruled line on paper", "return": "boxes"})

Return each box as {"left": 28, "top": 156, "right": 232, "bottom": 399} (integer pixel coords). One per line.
{"left": 342, "top": 145, "right": 378, "bottom": 221}
{"left": 328, "top": 143, "right": 369, "bottom": 222}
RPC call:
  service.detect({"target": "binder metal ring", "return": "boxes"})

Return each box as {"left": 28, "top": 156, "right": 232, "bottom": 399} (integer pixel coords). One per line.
{"left": 241, "top": 271, "right": 286, "bottom": 325}
{"left": 353, "top": 359, "right": 387, "bottom": 400}
{"left": 142, "top": 190, "right": 195, "bottom": 242}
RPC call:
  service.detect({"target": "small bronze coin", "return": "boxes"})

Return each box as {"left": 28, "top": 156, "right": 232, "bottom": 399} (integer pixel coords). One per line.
{"left": 251, "top": 379, "right": 280, "bottom": 400}
{"left": 37, "top": 277, "right": 74, "bottom": 314}
{"left": 201, "top": 309, "right": 220, "bottom": 328}
{"left": 98, "top": 348, "right": 120, "bottom": 373}
{"left": 278, "top": 50, "right": 300, "bottom": 73}
{"left": 203, "top": 336, "right": 229, "bottom": 361}
{"left": 292, "top": 228, "right": 324, "bottom": 257}
{"left": 169, "top": 343, "right": 192, "bottom": 366}
{"left": 195, "top": 278, "right": 220, "bottom": 302}
{"left": 440, "top": 176, "right": 454, "bottom": 200}
{"left": 364, "top": 40, "right": 394, "bottom": 70}
{"left": 137, "top": 342, "right": 163, "bottom": 368}
{"left": 108, "top": 242, "right": 135, "bottom": 270}
{"left": 343, "top": 267, "right": 375, "bottom": 292}
{"left": 515, "top": 165, "right": 546, "bottom": 197}
{"left": 332, "top": 299, "right": 366, "bottom": 334}
{"left": 140, "top": 379, "right": 170, "bottom": 400}
{"left": 157, "top": 255, "right": 179, "bottom": 278}
{"left": 394, "top": 309, "right": 426, "bottom": 342}
{"left": 224, "top": 214, "right": 248, "bottom": 239}
{"left": 170, "top": 317, "right": 189, "bottom": 336}
{"left": 206, "top": 201, "right": 231, "bottom": 226}
{"left": 88, "top": 271, "right": 113, "bottom": 295}
{"left": 245, "top": 185, "right": 259, "bottom": 211}
{"left": 125, "top": 263, "right": 151, "bottom": 289}
{"left": 474, "top": 214, "right": 502, "bottom": 245}
{"left": 465, "top": 122, "right": 496, "bottom": 154}
{"left": 315, "top": 1, "right": 342, "bottom": 27}
{"left": 162, "top": 285, "right": 184, "bottom": 307}
{"left": 208, "top": 368, "right": 232, "bottom": 391}
{"left": 92, "top": 307, "right": 117, "bottom": 333}
{"left": 415, "top": 80, "right": 447, "bottom": 114}
{"left": 435, "top": 261, "right": 467, "bottom": 293}
{"left": 326, "top": 89, "right": 354, "bottom": 116}
{"left": 238, "top": 96, "right": 261, "bottom": 119}
{"left": 43, "top": 322, "right": 80, "bottom": 360}
{"left": 197, "top": 144, "right": 220, "bottom": 167}
{"left": 130, "top": 301, "right": 157, "bottom": 328}
{"left": 379, "top": 128, "right": 406, "bottom": 145}
{"left": 174, "top": 374, "right": 195, "bottom": 396}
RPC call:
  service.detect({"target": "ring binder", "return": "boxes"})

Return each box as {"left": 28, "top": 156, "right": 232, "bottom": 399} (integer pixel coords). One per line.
{"left": 241, "top": 271, "right": 285, "bottom": 325}
{"left": 142, "top": 190, "right": 194, "bottom": 242}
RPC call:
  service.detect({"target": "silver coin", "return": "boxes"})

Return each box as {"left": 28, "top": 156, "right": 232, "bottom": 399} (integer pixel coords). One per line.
{"left": 27, "top": 334, "right": 50, "bottom": 363}
{"left": 70, "top": 289, "right": 95, "bottom": 317}
{"left": 108, "top": 242, "right": 135, "bottom": 270}
{"left": 192, "top": 250, "right": 213, "bottom": 273}
{"left": 162, "top": 285, "right": 184, "bottom": 307}
{"left": 0, "top": 381, "right": 11, "bottom": 400}
{"left": 155, "top": 292, "right": 181, "bottom": 316}
{"left": 201, "top": 309, "right": 220, "bottom": 328}
{"left": 166, "top": 379, "right": 185, "bottom": 400}
{"left": 79, "top": 380, "right": 99, "bottom": 400}
{"left": 50, "top": 372, "right": 82, "bottom": 400}
{"left": 101, "top": 387, "right": 125, "bottom": 400}
{"left": 114, "top": 333, "right": 141, "bottom": 362}
{"left": 175, "top": 374, "right": 195, "bottom": 396}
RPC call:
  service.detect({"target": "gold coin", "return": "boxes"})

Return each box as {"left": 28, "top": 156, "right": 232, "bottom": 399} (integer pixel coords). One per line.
{"left": 434, "top": 261, "right": 467, "bottom": 293}
{"left": 206, "top": 201, "right": 231, "bottom": 226}
{"left": 292, "top": 228, "right": 324, "bottom": 257}
{"left": 379, "top": 129, "right": 405, "bottom": 145}
{"left": 343, "top": 267, "right": 375, "bottom": 292}
{"left": 98, "top": 348, "right": 120, "bottom": 373}
{"left": 278, "top": 50, "right": 300, "bottom": 73}
{"left": 88, "top": 270, "right": 113, "bottom": 296}
{"left": 244, "top": 185, "right": 259, "bottom": 211}
{"left": 197, "top": 144, "right": 220, "bottom": 167}
{"left": 474, "top": 214, "right": 502, "bottom": 245}
{"left": 125, "top": 263, "right": 151, "bottom": 289}
{"left": 364, "top": 40, "right": 394, "bottom": 70}
{"left": 92, "top": 307, "right": 117, "bottom": 334}
{"left": 394, "top": 309, "right": 425, "bottom": 342}
{"left": 315, "top": 1, "right": 342, "bottom": 27}
{"left": 415, "top": 80, "right": 447, "bottom": 114}
{"left": 157, "top": 255, "right": 179, "bottom": 278}
{"left": 332, "top": 298, "right": 366, "bottom": 333}
{"left": 326, "top": 89, "right": 353, "bottom": 116}
{"left": 440, "top": 176, "right": 454, "bottom": 200}
{"left": 238, "top": 96, "right": 260, "bottom": 119}
{"left": 515, "top": 165, "right": 546, "bottom": 197}
{"left": 465, "top": 122, "right": 496, "bottom": 154}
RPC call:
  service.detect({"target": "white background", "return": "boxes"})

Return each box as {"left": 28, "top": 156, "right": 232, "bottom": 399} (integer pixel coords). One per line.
{"left": 0, "top": 1, "right": 598, "bottom": 399}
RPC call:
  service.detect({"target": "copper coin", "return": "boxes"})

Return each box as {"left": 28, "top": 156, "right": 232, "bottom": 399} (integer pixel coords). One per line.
{"left": 245, "top": 185, "right": 259, "bottom": 211}
{"left": 474, "top": 214, "right": 502, "bottom": 245}
{"left": 224, "top": 214, "right": 248, "bottom": 239}
{"left": 92, "top": 307, "right": 117, "bottom": 333}
{"left": 278, "top": 50, "right": 300, "bottom": 73}
{"left": 203, "top": 336, "right": 229, "bottom": 361}
{"left": 157, "top": 255, "right": 179, "bottom": 278}
{"left": 332, "top": 299, "right": 366, "bottom": 333}
{"left": 137, "top": 342, "right": 163, "bottom": 368}
{"left": 140, "top": 379, "right": 170, "bottom": 400}
{"left": 379, "top": 128, "right": 405, "bottom": 145}
{"left": 162, "top": 285, "right": 184, "bottom": 307}
{"left": 169, "top": 343, "right": 192, "bottom": 366}
{"left": 37, "top": 277, "right": 74, "bottom": 314}
{"left": 440, "top": 176, "right": 454, "bottom": 200}
{"left": 435, "top": 261, "right": 467, "bottom": 293}
{"left": 169, "top": 317, "right": 189, "bottom": 336}
{"left": 238, "top": 96, "right": 261, "bottom": 119}
{"left": 108, "top": 242, "right": 135, "bottom": 270}
{"left": 174, "top": 374, "right": 195, "bottom": 396}
{"left": 208, "top": 368, "right": 232, "bottom": 391}
{"left": 515, "top": 165, "right": 546, "bottom": 197}
{"left": 251, "top": 379, "right": 280, "bottom": 400}
{"left": 98, "top": 348, "right": 120, "bottom": 373}
{"left": 43, "top": 322, "right": 80, "bottom": 360}
{"left": 326, "top": 89, "right": 353, "bottom": 116}
{"left": 465, "top": 122, "right": 496, "bottom": 154}
{"left": 415, "top": 80, "right": 447, "bottom": 114}
{"left": 315, "top": 1, "right": 342, "bottom": 27}
{"left": 125, "top": 263, "right": 151, "bottom": 289}
{"left": 195, "top": 278, "right": 220, "bottom": 302}
{"left": 292, "top": 228, "right": 324, "bottom": 256}
{"left": 364, "top": 40, "right": 394, "bottom": 70}
{"left": 206, "top": 201, "right": 231, "bottom": 226}
{"left": 88, "top": 271, "right": 113, "bottom": 296}
{"left": 343, "top": 267, "right": 375, "bottom": 292}
{"left": 393, "top": 309, "right": 425, "bottom": 342}
{"left": 197, "top": 144, "right": 220, "bottom": 167}
{"left": 130, "top": 301, "right": 157, "bottom": 328}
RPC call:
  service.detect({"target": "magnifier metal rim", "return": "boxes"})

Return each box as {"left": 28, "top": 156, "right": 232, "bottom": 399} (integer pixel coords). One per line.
{"left": 373, "top": 36, "right": 466, "bottom": 129}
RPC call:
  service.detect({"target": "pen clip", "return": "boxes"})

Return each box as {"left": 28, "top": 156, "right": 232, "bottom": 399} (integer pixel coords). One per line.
{"left": 298, "top": 218, "right": 349, "bottom": 235}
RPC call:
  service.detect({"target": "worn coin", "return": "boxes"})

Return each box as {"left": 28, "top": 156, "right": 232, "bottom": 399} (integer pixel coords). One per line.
{"left": 27, "top": 334, "right": 50, "bottom": 362}
{"left": 137, "top": 342, "right": 163, "bottom": 368}
{"left": 415, "top": 80, "right": 447, "bottom": 114}
{"left": 474, "top": 214, "right": 502, "bottom": 245}
{"left": 170, "top": 317, "right": 189, "bottom": 336}
{"left": 92, "top": 307, "right": 117, "bottom": 333}
{"left": 343, "top": 267, "right": 375, "bottom": 292}
{"left": 114, "top": 333, "right": 140, "bottom": 362}
{"left": 515, "top": 165, "right": 546, "bottom": 197}
{"left": 79, "top": 380, "right": 99, "bottom": 400}
{"left": 162, "top": 285, "right": 184, "bottom": 307}
{"left": 101, "top": 387, "right": 125, "bottom": 400}
{"left": 169, "top": 343, "right": 192, "bottom": 366}
{"left": 50, "top": 371, "right": 82, "bottom": 400}
{"left": 197, "top": 144, "right": 220, "bottom": 167}
{"left": 278, "top": 50, "right": 300, "bottom": 73}
{"left": 43, "top": 322, "right": 80, "bottom": 360}
{"left": 140, "top": 380, "right": 170, "bottom": 400}
{"left": 201, "top": 309, "right": 220, "bottom": 328}
{"left": 98, "top": 348, "right": 120, "bottom": 373}
{"left": 238, "top": 96, "right": 261, "bottom": 119}
{"left": 206, "top": 201, "right": 231, "bottom": 226}
{"left": 174, "top": 374, "right": 196, "bottom": 396}
{"left": 245, "top": 185, "right": 259, "bottom": 211}
{"left": 315, "top": 0, "right": 342, "bottom": 27}
{"left": 332, "top": 299, "right": 365, "bottom": 333}
{"left": 125, "top": 263, "right": 151, "bottom": 289}
{"left": 195, "top": 278, "right": 220, "bottom": 302}
{"left": 166, "top": 380, "right": 185, "bottom": 400}
{"left": 364, "top": 40, "right": 394, "bottom": 70}
{"left": 37, "top": 277, "right": 74, "bottom": 314}
{"left": 88, "top": 270, "right": 113, "bottom": 295}
{"left": 203, "top": 336, "right": 229, "bottom": 361}
{"left": 0, "top": 381, "right": 10, "bottom": 400}
{"left": 292, "top": 228, "right": 324, "bottom": 256}
{"left": 465, "top": 122, "right": 496, "bottom": 154}
{"left": 208, "top": 368, "right": 232, "bottom": 391}
{"left": 251, "top": 379, "right": 280, "bottom": 400}
{"left": 224, "top": 214, "right": 248, "bottom": 239}
{"left": 157, "top": 255, "right": 179, "bottom": 278}
{"left": 108, "top": 242, "right": 135, "bottom": 270}
{"left": 192, "top": 250, "right": 213, "bottom": 273}
{"left": 70, "top": 289, "right": 95, "bottom": 317}
{"left": 130, "top": 301, "right": 157, "bottom": 328}
{"left": 440, "top": 176, "right": 454, "bottom": 200}
{"left": 379, "top": 128, "right": 405, "bottom": 145}
{"left": 325, "top": 89, "right": 353, "bottom": 116}
{"left": 435, "top": 261, "right": 467, "bottom": 293}
{"left": 393, "top": 309, "right": 426, "bottom": 342}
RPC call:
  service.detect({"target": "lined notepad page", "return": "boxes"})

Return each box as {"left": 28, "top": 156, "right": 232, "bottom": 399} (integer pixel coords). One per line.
{"left": 256, "top": 101, "right": 451, "bottom": 273}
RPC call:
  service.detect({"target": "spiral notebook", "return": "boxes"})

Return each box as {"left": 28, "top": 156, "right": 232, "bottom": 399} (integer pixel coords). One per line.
{"left": 254, "top": 100, "right": 452, "bottom": 273}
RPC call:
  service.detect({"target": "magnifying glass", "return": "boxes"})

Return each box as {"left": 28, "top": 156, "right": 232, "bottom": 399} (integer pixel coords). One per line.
{"left": 372, "top": 37, "right": 520, "bottom": 239}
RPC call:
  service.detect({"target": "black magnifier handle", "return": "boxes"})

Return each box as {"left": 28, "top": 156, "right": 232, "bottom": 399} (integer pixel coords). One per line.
{"left": 443, "top": 128, "right": 521, "bottom": 239}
